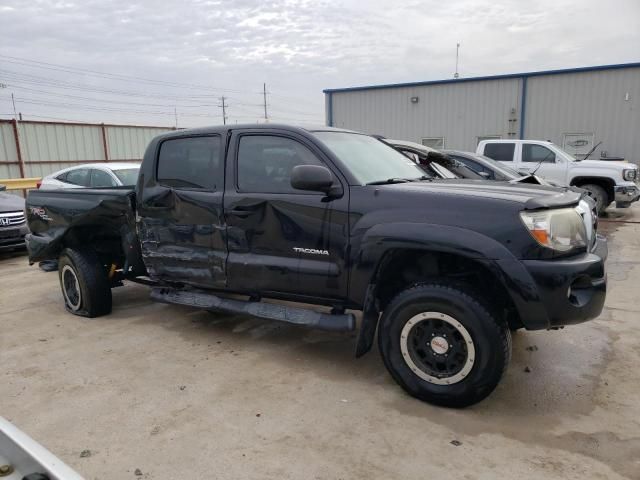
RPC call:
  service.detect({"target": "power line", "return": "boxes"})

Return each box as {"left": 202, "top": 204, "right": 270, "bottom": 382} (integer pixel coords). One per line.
{"left": 0, "top": 54, "right": 251, "bottom": 93}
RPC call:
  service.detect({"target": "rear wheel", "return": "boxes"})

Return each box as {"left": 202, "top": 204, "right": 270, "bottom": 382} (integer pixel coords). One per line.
{"left": 58, "top": 248, "right": 112, "bottom": 317}
{"left": 580, "top": 184, "right": 608, "bottom": 215}
{"left": 378, "top": 283, "right": 511, "bottom": 408}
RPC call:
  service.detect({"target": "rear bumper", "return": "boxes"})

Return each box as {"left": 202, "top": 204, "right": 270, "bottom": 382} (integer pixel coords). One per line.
{"left": 0, "top": 224, "right": 28, "bottom": 251}
{"left": 519, "top": 236, "right": 607, "bottom": 328}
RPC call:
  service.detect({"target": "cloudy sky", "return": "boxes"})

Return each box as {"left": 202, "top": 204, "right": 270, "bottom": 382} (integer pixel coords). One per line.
{"left": 0, "top": 0, "right": 638, "bottom": 127}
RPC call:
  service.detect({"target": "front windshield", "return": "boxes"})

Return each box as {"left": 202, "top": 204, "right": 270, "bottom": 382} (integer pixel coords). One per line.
{"left": 314, "top": 132, "right": 427, "bottom": 184}
{"left": 112, "top": 167, "right": 140, "bottom": 186}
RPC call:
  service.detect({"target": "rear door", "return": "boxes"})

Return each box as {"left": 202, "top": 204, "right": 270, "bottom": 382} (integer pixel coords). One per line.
{"left": 137, "top": 135, "right": 226, "bottom": 288}
{"left": 224, "top": 129, "right": 350, "bottom": 301}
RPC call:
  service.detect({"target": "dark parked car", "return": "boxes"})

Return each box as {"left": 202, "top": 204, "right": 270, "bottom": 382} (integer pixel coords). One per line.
{"left": 26, "top": 124, "right": 607, "bottom": 408}
{"left": 443, "top": 150, "right": 554, "bottom": 185}
{"left": 381, "top": 139, "right": 483, "bottom": 180}
{"left": 0, "top": 185, "right": 28, "bottom": 251}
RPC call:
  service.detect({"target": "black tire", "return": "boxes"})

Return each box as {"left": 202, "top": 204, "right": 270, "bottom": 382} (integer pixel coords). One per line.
{"left": 580, "top": 184, "right": 608, "bottom": 215}
{"left": 378, "top": 283, "right": 511, "bottom": 408}
{"left": 58, "top": 247, "right": 112, "bottom": 318}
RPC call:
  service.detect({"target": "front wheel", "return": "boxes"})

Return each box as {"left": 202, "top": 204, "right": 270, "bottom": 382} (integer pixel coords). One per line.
{"left": 58, "top": 248, "right": 112, "bottom": 318}
{"left": 378, "top": 284, "right": 511, "bottom": 408}
{"left": 580, "top": 184, "right": 609, "bottom": 215}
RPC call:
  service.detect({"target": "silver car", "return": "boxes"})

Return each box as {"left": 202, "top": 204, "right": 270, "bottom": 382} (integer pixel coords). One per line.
{"left": 39, "top": 162, "right": 140, "bottom": 189}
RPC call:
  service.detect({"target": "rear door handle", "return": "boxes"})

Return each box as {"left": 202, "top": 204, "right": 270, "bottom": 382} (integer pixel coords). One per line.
{"left": 229, "top": 208, "right": 252, "bottom": 218}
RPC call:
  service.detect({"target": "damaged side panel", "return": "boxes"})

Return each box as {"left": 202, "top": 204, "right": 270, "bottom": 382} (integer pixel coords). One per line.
{"left": 25, "top": 188, "right": 139, "bottom": 265}
{"left": 136, "top": 187, "right": 227, "bottom": 288}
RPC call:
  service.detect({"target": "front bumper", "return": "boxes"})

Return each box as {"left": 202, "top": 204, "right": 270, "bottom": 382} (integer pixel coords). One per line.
{"left": 614, "top": 183, "right": 640, "bottom": 207}
{"left": 0, "top": 224, "right": 28, "bottom": 251}
{"left": 520, "top": 235, "right": 608, "bottom": 328}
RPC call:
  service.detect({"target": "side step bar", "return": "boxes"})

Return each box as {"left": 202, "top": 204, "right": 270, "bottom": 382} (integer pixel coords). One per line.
{"left": 150, "top": 287, "right": 356, "bottom": 332}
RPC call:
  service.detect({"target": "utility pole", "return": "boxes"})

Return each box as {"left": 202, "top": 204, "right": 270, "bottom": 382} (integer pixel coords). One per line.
{"left": 263, "top": 83, "right": 268, "bottom": 122}
{"left": 220, "top": 96, "right": 227, "bottom": 125}
{"left": 454, "top": 43, "right": 460, "bottom": 79}
{"left": 11, "top": 93, "right": 18, "bottom": 120}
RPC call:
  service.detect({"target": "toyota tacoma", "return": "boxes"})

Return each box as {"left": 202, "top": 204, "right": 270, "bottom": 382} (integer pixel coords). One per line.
{"left": 25, "top": 125, "right": 608, "bottom": 407}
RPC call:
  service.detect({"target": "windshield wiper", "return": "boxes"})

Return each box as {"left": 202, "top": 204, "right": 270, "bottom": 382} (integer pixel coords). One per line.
{"left": 366, "top": 178, "right": 411, "bottom": 185}
{"left": 366, "top": 175, "right": 432, "bottom": 185}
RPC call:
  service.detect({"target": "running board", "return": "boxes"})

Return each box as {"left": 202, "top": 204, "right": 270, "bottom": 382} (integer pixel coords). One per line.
{"left": 150, "top": 287, "right": 356, "bottom": 332}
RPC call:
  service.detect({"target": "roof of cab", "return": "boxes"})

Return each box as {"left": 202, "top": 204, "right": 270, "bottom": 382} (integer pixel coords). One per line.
{"left": 151, "top": 123, "right": 359, "bottom": 142}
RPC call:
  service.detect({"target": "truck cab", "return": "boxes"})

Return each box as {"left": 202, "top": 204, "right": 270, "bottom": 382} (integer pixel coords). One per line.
{"left": 477, "top": 139, "right": 639, "bottom": 213}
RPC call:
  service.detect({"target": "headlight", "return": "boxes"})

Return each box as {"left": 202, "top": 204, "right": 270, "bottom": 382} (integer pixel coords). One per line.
{"left": 520, "top": 208, "right": 587, "bottom": 251}
{"left": 623, "top": 168, "right": 638, "bottom": 181}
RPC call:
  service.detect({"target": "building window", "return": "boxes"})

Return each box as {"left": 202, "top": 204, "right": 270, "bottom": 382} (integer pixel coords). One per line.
{"left": 562, "top": 133, "right": 595, "bottom": 158}
{"left": 477, "top": 135, "right": 501, "bottom": 145}
{"left": 421, "top": 137, "right": 445, "bottom": 149}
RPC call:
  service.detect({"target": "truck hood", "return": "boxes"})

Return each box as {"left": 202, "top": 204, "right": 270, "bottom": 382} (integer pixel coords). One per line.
{"left": 573, "top": 159, "right": 634, "bottom": 172}
{"left": 0, "top": 191, "right": 26, "bottom": 212}
{"left": 373, "top": 179, "right": 584, "bottom": 210}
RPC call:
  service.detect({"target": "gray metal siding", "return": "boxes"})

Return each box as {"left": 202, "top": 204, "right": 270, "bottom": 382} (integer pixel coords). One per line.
{"left": 328, "top": 65, "right": 640, "bottom": 164}
{"left": 0, "top": 120, "right": 174, "bottom": 181}
{"left": 331, "top": 78, "right": 522, "bottom": 151}
{"left": 524, "top": 67, "right": 640, "bottom": 163}
{"left": 17, "top": 122, "right": 105, "bottom": 163}
{"left": 106, "top": 126, "right": 171, "bottom": 160}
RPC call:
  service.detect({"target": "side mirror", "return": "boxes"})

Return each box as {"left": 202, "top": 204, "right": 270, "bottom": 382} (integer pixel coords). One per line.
{"left": 291, "top": 165, "right": 335, "bottom": 194}
{"left": 478, "top": 171, "right": 491, "bottom": 179}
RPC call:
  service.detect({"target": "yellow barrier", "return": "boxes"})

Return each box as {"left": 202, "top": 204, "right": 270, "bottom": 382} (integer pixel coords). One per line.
{"left": 0, "top": 178, "right": 41, "bottom": 190}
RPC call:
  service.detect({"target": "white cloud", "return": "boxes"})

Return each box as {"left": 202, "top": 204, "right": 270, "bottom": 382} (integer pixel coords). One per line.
{"left": 0, "top": 0, "right": 638, "bottom": 126}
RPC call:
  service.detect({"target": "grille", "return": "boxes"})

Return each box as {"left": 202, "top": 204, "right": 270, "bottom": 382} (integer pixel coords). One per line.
{"left": 0, "top": 211, "right": 26, "bottom": 227}
{"left": 0, "top": 228, "right": 20, "bottom": 239}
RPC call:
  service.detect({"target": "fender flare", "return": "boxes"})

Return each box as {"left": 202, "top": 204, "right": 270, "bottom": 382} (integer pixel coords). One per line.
{"left": 352, "top": 222, "right": 549, "bottom": 357}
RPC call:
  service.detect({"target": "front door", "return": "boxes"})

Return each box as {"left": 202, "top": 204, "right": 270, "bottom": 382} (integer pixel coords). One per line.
{"left": 519, "top": 143, "right": 568, "bottom": 183}
{"left": 224, "top": 130, "right": 350, "bottom": 301}
{"left": 137, "top": 134, "right": 227, "bottom": 288}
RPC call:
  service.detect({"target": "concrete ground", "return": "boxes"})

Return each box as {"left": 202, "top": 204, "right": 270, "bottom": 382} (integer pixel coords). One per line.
{"left": 2, "top": 206, "right": 640, "bottom": 480}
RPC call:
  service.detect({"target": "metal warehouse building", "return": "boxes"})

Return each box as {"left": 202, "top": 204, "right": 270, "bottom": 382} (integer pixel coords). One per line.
{"left": 324, "top": 63, "right": 640, "bottom": 163}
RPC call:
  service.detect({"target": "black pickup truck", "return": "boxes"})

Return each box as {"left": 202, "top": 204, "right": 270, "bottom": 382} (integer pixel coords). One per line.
{"left": 25, "top": 124, "right": 608, "bottom": 407}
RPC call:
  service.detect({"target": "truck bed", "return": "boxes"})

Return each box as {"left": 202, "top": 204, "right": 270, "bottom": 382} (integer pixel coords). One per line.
{"left": 26, "top": 187, "right": 137, "bottom": 263}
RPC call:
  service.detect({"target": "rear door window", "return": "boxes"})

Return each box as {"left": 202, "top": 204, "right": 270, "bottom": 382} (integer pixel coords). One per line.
{"left": 451, "top": 156, "right": 494, "bottom": 179}
{"left": 90, "top": 169, "right": 117, "bottom": 187}
{"left": 65, "top": 168, "right": 90, "bottom": 186}
{"left": 483, "top": 143, "right": 515, "bottom": 162}
{"left": 157, "top": 136, "right": 222, "bottom": 190}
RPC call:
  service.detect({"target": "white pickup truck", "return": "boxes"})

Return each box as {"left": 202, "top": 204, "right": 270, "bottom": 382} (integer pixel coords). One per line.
{"left": 477, "top": 139, "right": 639, "bottom": 213}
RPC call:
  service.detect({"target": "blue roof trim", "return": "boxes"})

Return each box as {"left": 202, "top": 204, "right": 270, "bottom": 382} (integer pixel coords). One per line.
{"left": 322, "top": 62, "right": 640, "bottom": 94}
